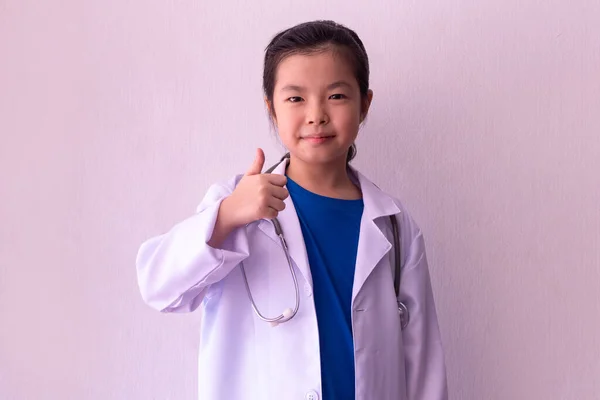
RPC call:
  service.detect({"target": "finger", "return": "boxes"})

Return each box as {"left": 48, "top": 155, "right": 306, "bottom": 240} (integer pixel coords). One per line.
{"left": 262, "top": 207, "right": 279, "bottom": 220}
{"left": 245, "top": 148, "right": 265, "bottom": 176}
{"left": 269, "top": 185, "right": 289, "bottom": 200}
{"left": 267, "top": 198, "right": 286, "bottom": 212}
{"left": 266, "top": 174, "right": 287, "bottom": 187}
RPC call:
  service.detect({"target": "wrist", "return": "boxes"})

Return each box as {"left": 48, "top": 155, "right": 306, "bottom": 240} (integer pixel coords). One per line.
{"left": 219, "top": 197, "right": 244, "bottom": 230}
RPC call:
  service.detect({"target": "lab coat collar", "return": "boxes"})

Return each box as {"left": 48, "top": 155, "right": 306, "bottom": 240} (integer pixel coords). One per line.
{"left": 267, "top": 157, "right": 401, "bottom": 221}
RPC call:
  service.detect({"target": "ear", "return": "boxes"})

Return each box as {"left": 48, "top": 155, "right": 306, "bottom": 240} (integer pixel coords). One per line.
{"left": 264, "top": 96, "right": 277, "bottom": 126}
{"left": 360, "top": 89, "right": 374, "bottom": 123}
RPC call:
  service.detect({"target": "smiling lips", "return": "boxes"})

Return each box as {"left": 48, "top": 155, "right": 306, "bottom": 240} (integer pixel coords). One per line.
{"left": 302, "top": 134, "right": 335, "bottom": 144}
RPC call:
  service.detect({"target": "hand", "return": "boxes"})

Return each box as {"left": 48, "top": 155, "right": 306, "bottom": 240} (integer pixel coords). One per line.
{"left": 223, "top": 148, "right": 289, "bottom": 227}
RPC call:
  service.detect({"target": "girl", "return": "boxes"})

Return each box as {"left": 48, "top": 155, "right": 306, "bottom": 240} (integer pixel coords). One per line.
{"left": 137, "top": 20, "right": 447, "bottom": 400}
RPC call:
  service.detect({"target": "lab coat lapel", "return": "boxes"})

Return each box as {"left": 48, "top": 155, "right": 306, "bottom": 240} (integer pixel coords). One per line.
{"left": 257, "top": 158, "right": 313, "bottom": 286}
{"left": 350, "top": 167, "right": 402, "bottom": 301}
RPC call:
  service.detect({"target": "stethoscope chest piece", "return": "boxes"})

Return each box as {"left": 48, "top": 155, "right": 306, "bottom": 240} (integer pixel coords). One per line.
{"left": 398, "top": 301, "right": 410, "bottom": 330}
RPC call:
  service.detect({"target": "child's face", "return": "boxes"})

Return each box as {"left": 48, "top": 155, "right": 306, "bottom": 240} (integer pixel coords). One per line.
{"left": 269, "top": 49, "right": 372, "bottom": 166}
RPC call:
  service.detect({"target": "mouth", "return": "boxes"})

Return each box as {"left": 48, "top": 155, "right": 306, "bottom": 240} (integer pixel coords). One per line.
{"left": 302, "top": 134, "right": 335, "bottom": 144}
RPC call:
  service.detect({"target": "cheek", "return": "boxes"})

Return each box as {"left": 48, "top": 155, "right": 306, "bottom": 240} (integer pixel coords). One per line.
{"left": 333, "top": 106, "right": 361, "bottom": 129}
{"left": 274, "top": 108, "right": 302, "bottom": 132}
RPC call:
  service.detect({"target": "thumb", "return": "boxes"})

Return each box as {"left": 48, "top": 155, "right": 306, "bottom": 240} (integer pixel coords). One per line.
{"left": 245, "top": 148, "right": 265, "bottom": 176}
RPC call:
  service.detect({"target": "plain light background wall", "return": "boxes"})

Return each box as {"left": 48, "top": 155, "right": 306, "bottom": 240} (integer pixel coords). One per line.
{"left": 1, "top": 0, "right": 599, "bottom": 399}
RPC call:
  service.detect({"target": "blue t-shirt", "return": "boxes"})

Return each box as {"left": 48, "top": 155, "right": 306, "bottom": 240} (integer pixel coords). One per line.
{"left": 286, "top": 176, "right": 364, "bottom": 400}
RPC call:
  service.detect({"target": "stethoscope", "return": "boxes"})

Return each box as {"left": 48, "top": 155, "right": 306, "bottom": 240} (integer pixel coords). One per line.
{"left": 240, "top": 217, "right": 300, "bottom": 327}
{"left": 239, "top": 154, "right": 410, "bottom": 329}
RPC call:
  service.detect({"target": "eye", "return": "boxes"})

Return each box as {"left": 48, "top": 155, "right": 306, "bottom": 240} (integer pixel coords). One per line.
{"left": 329, "top": 94, "right": 347, "bottom": 100}
{"left": 287, "top": 96, "right": 303, "bottom": 103}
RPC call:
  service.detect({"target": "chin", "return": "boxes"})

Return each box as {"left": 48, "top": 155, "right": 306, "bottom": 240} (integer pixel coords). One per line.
{"left": 295, "top": 149, "right": 349, "bottom": 165}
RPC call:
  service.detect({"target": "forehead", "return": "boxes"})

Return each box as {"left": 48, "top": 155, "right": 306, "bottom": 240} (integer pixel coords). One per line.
{"left": 274, "top": 50, "right": 357, "bottom": 88}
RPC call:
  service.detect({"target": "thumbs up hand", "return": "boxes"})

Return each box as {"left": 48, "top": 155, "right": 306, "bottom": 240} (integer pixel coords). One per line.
{"left": 224, "top": 149, "right": 289, "bottom": 227}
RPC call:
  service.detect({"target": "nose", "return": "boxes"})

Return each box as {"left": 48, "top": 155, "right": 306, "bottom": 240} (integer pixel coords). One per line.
{"left": 306, "top": 101, "right": 329, "bottom": 125}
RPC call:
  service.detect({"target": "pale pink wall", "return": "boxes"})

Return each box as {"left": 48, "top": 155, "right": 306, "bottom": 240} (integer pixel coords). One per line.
{"left": 1, "top": 0, "right": 599, "bottom": 399}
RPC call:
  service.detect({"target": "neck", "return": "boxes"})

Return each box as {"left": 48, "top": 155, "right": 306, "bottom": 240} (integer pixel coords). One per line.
{"left": 285, "top": 154, "right": 362, "bottom": 200}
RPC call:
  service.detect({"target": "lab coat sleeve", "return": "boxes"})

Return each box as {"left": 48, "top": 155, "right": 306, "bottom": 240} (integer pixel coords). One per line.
{"left": 400, "top": 229, "right": 448, "bottom": 400}
{"left": 135, "top": 175, "right": 250, "bottom": 313}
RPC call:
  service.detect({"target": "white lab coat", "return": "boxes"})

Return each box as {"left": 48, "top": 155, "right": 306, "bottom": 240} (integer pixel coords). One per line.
{"left": 136, "top": 159, "right": 448, "bottom": 400}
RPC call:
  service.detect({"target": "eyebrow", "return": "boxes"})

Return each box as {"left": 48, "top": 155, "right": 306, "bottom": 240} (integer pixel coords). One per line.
{"left": 327, "top": 80, "right": 353, "bottom": 90}
{"left": 279, "top": 80, "right": 353, "bottom": 92}
{"left": 280, "top": 85, "right": 304, "bottom": 92}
